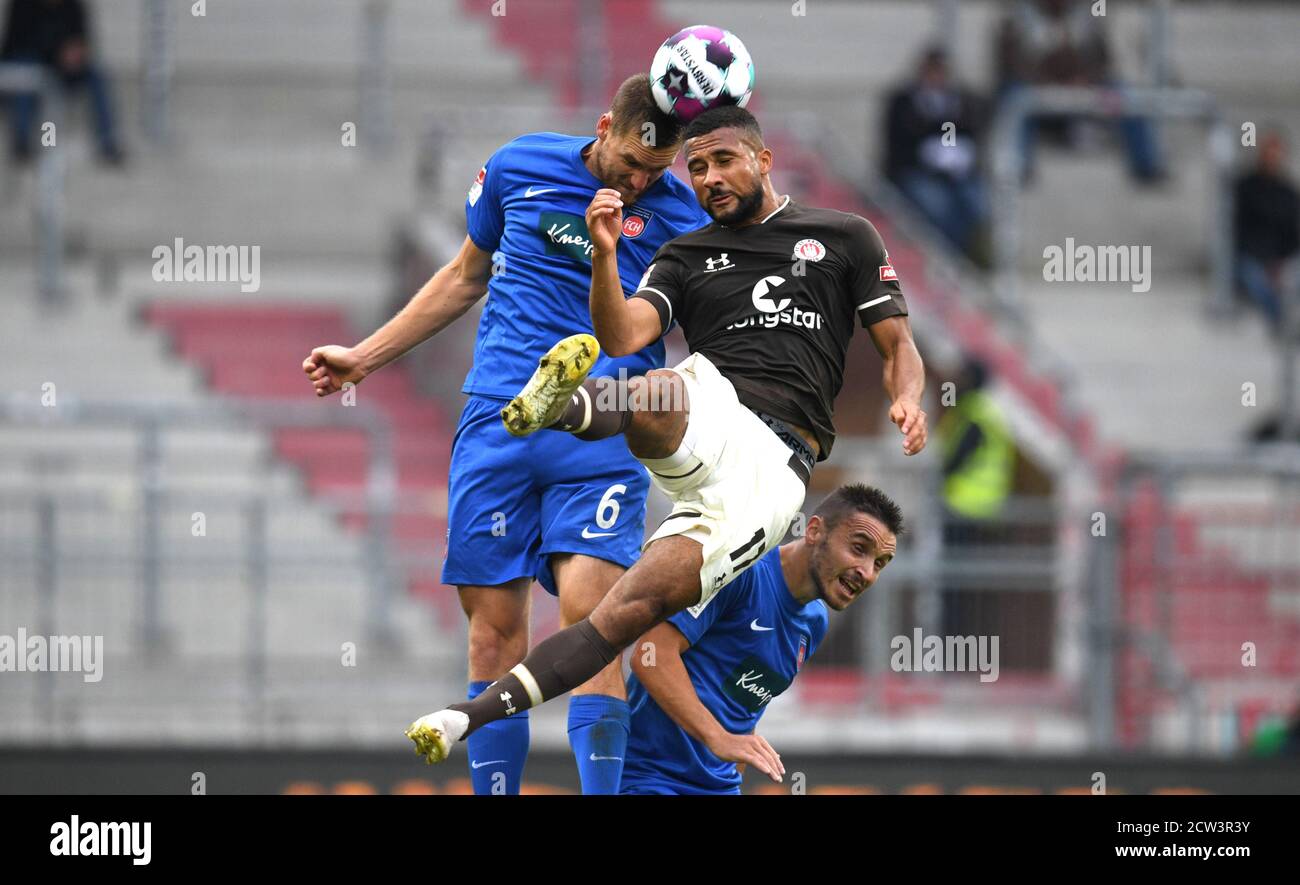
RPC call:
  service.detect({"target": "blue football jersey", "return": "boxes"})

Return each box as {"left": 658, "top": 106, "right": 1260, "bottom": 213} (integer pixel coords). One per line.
{"left": 462, "top": 132, "right": 709, "bottom": 399}
{"left": 622, "top": 548, "right": 830, "bottom": 794}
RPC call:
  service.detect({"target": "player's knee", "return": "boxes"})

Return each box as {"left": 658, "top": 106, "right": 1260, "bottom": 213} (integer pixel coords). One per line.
{"left": 466, "top": 616, "right": 527, "bottom": 674}
{"left": 601, "top": 591, "right": 672, "bottom": 648}
{"left": 642, "top": 369, "right": 687, "bottom": 415}
{"left": 625, "top": 376, "right": 654, "bottom": 414}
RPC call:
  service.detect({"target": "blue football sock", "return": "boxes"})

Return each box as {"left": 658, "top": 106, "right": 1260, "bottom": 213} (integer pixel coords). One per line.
{"left": 568, "top": 694, "right": 630, "bottom": 795}
{"left": 465, "top": 680, "right": 529, "bottom": 795}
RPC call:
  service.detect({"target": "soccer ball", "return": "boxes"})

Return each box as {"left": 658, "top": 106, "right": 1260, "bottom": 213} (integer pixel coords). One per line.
{"left": 649, "top": 25, "right": 754, "bottom": 124}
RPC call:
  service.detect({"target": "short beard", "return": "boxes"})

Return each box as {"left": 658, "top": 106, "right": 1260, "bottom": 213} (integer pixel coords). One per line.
{"left": 708, "top": 181, "right": 765, "bottom": 226}
{"left": 587, "top": 141, "right": 636, "bottom": 205}
{"left": 808, "top": 543, "right": 834, "bottom": 607}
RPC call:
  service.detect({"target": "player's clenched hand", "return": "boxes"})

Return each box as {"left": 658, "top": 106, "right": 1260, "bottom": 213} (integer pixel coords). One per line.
{"left": 302, "top": 345, "right": 366, "bottom": 397}
{"left": 708, "top": 732, "right": 785, "bottom": 783}
{"left": 890, "top": 398, "right": 928, "bottom": 456}
{"left": 586, "top": 188, "right": 624, "bottom": 255}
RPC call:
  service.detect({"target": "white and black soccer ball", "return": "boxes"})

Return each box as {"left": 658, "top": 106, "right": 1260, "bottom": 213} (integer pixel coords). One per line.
{"left": 649, "top": 25, "right": 754, "bottom": 124}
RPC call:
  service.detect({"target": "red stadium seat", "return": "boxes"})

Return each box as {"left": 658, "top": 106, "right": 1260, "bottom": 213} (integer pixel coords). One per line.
{"left": 147, "top": 300, "right": 456, "bottom": 611}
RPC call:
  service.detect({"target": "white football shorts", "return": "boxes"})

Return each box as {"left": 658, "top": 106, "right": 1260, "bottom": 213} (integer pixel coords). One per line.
{"left": 641, "top": 352, "right": 809, "bottom": 612}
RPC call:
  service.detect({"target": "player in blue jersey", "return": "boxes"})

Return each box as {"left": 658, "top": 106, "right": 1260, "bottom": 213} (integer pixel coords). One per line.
{"left": 619, "top": 483, "right": 902, "bottom": 794}
{"left": 302, "top": 74, "right": 710, "bottom": 794}
{"left": 404, "top": 108, "right": 927, "bottom": 770}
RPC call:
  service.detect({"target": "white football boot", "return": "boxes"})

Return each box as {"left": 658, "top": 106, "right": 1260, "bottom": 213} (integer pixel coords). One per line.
{"left": 404, "top": 709, "right": 470, "bottom": 765}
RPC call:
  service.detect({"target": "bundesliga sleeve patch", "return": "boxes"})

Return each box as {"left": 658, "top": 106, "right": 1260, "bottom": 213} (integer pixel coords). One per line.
{"left": 467, "top": 165, "right": 486, "bottom": 206}
{"left": 879, "top": 263, "right": 897, "bottom": 282}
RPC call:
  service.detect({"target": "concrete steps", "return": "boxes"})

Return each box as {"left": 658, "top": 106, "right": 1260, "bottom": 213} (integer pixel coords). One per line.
{"left": 1019, "top": 278, "right": 1282, "bottom": 452}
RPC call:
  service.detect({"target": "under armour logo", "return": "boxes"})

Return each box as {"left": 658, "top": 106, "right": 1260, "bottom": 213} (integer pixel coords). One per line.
{"left": 500, "top": 691, "right": 516, "bottom": 716}
{"left": 704, "top": 253, "right": 733, "bottom": 272}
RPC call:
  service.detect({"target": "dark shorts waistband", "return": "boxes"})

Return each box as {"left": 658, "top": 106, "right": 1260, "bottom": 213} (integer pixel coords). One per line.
{"left": 751, "top": 409, "right": 814, "bottom": 488}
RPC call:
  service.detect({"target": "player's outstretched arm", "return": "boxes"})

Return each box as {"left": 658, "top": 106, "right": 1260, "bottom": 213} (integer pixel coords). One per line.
{"left": 632, "top": 622, "right": 785, "bottom": 783}
{"left": 586, "top": 188, "right": 663, "bottom": 357}
{"left": 302, "top": 236, "right": 492, "bottom": 397}
{"left": 868, "top": 315, "right": 928, "bottom": 455}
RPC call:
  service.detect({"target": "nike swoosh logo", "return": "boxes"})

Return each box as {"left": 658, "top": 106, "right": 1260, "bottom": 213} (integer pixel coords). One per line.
{"left": 750, "top": 619, "right": 774, "bottom": 631}
{"left": 589, "top": 754, "right": 623, "bottom": 762}
{"left": 581, "top": 527, "right": 616, "bottom": 539}
{"left": 525, "top": 186, "right": 558, "bottom": 197}
{"left": 470, "top": 759, "right": 507, "bottom": 769}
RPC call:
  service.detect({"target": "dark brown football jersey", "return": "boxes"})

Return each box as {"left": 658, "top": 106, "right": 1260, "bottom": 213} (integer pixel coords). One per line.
{"left": 631, "top": 198, "right": 907, "bottom": 459}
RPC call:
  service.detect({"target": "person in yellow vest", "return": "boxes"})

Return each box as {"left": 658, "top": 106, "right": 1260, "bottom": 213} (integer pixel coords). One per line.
{"left": 938, "top": 360, "right": 1014, "bottom": 521}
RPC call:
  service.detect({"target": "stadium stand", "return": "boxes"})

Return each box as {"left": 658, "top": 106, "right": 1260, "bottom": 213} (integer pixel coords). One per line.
{"left": 2, "top": 0, "right": 1298, "bottom": 765}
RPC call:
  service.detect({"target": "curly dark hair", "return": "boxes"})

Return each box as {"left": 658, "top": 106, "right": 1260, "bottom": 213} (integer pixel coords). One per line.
{"left": 683, "top": 105, "right": 764, "bottom": 150}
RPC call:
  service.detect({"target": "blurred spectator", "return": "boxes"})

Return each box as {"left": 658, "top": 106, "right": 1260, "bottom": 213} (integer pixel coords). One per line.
{"left": 938, "top": 360, "right": 1014, "bottom": 524}
{"left": 883, "top": 45, "right": 989, "bottom": 262}
{"left": 936, "top": 360, "right": 1017, "bottom": 649}
{"left": 1249, "top": 412, "right": 1300, "bottom": 445}
{"left": 1234, "top": 129, "right": 1299, "bottom": 332}
{"left": 995, "top": 0, "right": 1162, "bottom": 183}
{"left": 1, "top": 0, "right": 123, "bottom": 165}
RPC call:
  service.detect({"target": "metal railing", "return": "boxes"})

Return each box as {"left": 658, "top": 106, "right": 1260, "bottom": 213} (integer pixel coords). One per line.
{"left": 0, "top": 391, "right": 471, "bottom": 741}
{"left": 809, "top": 446, "right": 1069, "bottom": 701}
{"left": 1279, "top": 259, "right": 1300, "bottom": 440}
{"left": 139, "top": 0, "right": 174, "bottom": 145}
{"left": 358, "top": 0, "right": 394, "bottom": 155}
{"left": 0, "top": 395, "right": 402, "bottom": 651}
{"left": 1089, "top": 447, "right": 1300, "bottom": 753}
{"left": 0, "top": 62, "right": 66, "bottom": 301}
{"left": 988, "top": 85, "right": 1233, "bottom": 311}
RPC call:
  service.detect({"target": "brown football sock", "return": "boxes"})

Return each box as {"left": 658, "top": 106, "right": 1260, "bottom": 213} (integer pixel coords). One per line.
{"left": 550, "top": 377, "right": 632, "bottom": 440}
{"left": 449, "top": 619, "right": 619, "bottom": 736}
